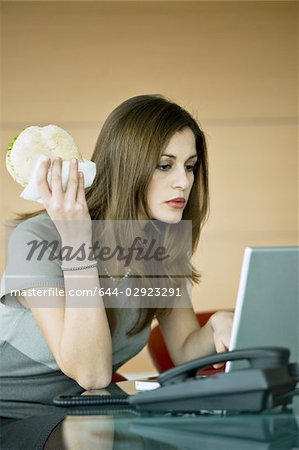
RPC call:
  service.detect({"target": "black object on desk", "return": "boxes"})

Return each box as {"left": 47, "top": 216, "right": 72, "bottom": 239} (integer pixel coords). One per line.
{"left": 54, "top": 347, "right": 299, "bottom": 414}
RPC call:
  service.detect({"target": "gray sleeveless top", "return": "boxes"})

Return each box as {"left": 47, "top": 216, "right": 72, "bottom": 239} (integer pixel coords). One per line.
{"left": 0, "top": 213, "right": 151, "bottom": 418}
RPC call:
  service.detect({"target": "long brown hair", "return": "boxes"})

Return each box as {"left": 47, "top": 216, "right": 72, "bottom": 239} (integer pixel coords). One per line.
{"left": 14, "top": 94, "right": 209, "bottom": 335}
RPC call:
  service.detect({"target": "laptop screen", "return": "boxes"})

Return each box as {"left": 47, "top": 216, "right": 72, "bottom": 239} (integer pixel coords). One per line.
{"left": 226, "top": 246, "right": 299, "bottom": 371}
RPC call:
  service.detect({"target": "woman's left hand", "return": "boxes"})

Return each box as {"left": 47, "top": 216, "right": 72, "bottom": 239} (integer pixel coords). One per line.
{"left": 209, "top": 311, "right": 234, "bottom": 367}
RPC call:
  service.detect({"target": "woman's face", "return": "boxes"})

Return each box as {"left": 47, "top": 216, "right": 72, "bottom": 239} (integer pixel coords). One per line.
{"left": 147, "top": 127, "right": 197, "bottom": 223}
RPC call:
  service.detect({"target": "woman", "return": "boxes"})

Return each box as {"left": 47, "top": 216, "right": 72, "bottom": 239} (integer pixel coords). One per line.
{"left": 0, "top": 94, "right": 233, "bottom": 417}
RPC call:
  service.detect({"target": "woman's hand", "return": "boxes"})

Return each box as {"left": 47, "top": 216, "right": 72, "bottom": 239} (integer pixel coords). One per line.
{"left": 209, "top": 310, "right": 234, "bottom": 367}
{"left": 36, "top": 157, "right": 92, "bottom": 243}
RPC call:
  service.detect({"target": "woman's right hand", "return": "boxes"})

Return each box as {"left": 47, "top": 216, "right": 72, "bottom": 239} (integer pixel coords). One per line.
{"left": 36, "top": 157, "right": 92, "bottom": 243}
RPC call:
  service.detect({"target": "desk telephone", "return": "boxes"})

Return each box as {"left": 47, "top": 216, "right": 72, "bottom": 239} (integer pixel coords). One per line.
{"left": 54, "top": 347, "right": 299, "bottom": 413}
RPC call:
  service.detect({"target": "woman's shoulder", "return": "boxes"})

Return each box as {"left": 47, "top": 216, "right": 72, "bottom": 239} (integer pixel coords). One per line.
{"left": 12, "top": 212, "right": 57, "bottom": 235}
{"left": 7, "top": 212, "right": 59, "bottom": 247}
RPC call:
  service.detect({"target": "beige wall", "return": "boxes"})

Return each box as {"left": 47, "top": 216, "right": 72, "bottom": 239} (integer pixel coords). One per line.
{"left": 1, "top": 1, "right": 297, "bottom": 375}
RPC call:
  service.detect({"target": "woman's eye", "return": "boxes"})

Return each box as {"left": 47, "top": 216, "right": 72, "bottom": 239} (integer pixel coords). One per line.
{"left": 157, "top": 164, "right": 171, "bottom": 171}
{"left": 185, "top": 165, "right": 196, "bottom": 172}
{"left": 157, "top": 163, "right": 197, "bottom": 172}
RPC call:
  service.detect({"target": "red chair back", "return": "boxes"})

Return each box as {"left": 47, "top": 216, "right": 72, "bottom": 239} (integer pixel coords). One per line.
{"left": 112, "top": 372, "right": 127, "bottom": 382}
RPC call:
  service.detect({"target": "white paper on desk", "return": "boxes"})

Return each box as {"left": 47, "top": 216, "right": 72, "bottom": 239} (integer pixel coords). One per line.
{"left": 20, "top": 156, "right": 96, "bottom": 203}
{"left": 135, "top": 380, "right": 160, "bottom": 391}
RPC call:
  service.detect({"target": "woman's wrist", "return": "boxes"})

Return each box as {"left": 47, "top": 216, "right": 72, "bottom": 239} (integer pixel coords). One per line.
{"left": 59, "top": 234, "right": 96, "bottom": 271}
{"left": 60, "top": 233, "right": 93, "bottom": 252}
{"left": 60, "top": 234, "right": 92, "bottom": 247}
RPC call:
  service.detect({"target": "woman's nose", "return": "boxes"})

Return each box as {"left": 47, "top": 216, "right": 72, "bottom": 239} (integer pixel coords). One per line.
{"left": 171, "top": 167, "right": 191, "bottom": 190}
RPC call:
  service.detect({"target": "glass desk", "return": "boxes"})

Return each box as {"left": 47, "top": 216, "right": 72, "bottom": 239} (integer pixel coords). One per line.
{"left": 1, "top": 382, "right": 299, "bottom": 450}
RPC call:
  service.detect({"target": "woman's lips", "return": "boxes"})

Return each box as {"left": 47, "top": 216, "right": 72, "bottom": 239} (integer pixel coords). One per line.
{"left": 165, "top": 199, "right": 185, "bottom": 209}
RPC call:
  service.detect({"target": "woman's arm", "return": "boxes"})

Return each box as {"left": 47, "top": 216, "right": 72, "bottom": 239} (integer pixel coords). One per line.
{"left": 157, "top": 290, "right": 233, "bottom": 366}
{"left": 21, "top": 157, "right": 113, "bottom": 389}
{"left": 23, "top": 271, "right": 112, "bottom": 390}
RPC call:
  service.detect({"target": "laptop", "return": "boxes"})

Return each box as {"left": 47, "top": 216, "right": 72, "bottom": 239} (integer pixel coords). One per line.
{"left": 226, "top": 246, "right": 299, "bottom": 371}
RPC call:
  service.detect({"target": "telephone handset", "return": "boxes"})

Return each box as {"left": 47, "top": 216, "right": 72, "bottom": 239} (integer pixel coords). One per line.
{"left": 129, "top": 347, "right": 299, "bottom": 412}
{"left": 158, "top": 347, "right": 290, "bottom": 385}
